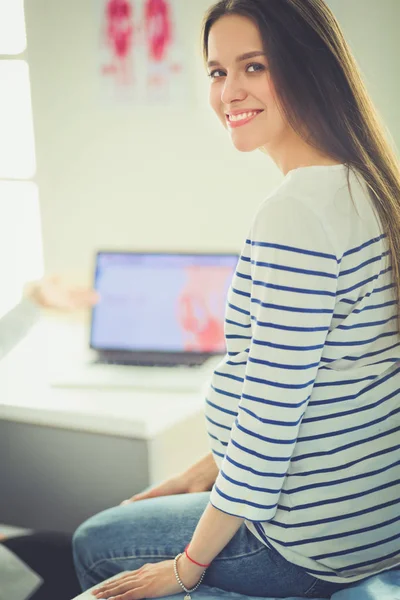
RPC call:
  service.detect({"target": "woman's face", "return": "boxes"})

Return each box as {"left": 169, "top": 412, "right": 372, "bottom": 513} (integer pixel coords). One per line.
{"left": 207, "top": 14, "right": 287, "bottom": 154}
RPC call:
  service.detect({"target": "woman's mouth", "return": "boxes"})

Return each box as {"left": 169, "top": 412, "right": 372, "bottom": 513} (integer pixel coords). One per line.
{"left": 226, "top": 110, "right": 263, "bottom": 128}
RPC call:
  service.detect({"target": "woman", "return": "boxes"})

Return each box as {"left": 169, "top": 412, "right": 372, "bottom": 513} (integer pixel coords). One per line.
{"left": 72, "top": 1, "right": 400, "bottom": 599}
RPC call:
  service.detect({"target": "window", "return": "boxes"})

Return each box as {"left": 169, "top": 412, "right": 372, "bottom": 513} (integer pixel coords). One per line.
{"left": 0, "top": 181, "right": 43, "bottom": 316}
{"left": 0, "top": 1, "right": 43, "bottom": 318}
{"left": 0, "top": 60, "right": 36, "bottom": 179}
{"left": 0, "top": 0, "right": 26, "bottom": 55}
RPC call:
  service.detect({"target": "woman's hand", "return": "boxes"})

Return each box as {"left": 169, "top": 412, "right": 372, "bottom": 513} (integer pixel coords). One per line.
{"left": 120, "top": 453, "right": 218, "bottom": 505}
{"left": 120, "top": 473, "right": 208, "bottom": 505}
{"left": 92, "top": 557, "right": 203, "bottom": 600}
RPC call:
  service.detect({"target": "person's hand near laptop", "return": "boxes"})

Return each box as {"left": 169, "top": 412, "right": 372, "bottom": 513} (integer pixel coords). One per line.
{"left": 121, "top": 452, "right": 219, "bottom": 504}
{"left": 24, "top": 274, "right": 99, "bottom": 311}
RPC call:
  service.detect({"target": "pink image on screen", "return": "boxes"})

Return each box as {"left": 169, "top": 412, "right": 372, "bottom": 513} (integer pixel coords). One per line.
{"left": 177, "top": 266, "right": 233, "bottom": 353}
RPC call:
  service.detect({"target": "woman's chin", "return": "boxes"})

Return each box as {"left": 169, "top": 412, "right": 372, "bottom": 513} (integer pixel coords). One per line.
{"left": 230, "top": 135, "right": 263, "bottom": 153}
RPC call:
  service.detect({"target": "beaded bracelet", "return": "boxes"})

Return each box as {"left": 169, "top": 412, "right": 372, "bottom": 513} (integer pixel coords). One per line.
{"left": 173, "top": 553, "right": 207, "bottom": 600}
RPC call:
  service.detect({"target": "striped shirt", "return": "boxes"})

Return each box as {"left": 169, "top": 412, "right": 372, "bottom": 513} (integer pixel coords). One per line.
{"left": 205, "top": 163, "right": 400, "bottom": 584}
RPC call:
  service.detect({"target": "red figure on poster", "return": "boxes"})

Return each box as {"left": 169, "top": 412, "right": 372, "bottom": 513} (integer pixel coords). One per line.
{"left": 144, "top": 0, "right": 172, "bottom": 63}
{"left": 104, "top": 0, "right": 135, "bottom": 84}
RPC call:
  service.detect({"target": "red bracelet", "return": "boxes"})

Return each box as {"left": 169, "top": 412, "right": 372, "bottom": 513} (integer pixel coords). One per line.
{"left": 184, "top": 544, "right": 211, "bottom": 568}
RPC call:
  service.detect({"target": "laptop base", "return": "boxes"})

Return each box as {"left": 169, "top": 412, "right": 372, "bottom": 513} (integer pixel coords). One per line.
{"left": 93, "top": 350, "right": 212, "bottom": 368}
{"left": 50, "top": 356, "right": 222, "bottom": 392}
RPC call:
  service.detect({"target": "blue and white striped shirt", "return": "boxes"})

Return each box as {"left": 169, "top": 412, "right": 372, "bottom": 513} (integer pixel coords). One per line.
{"left": 205, "top": 164, "right": 400, "bottom": 584}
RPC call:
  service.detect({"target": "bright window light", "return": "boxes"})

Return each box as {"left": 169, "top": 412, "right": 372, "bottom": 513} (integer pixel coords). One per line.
{"left": 0, "top": 60, "right": 36, "bottom": 179}
{"left": 0, "top": 0, "right": 26, "bottom": 54}
{"left": 0, "top": 181, "right": 44, "bottom": 318}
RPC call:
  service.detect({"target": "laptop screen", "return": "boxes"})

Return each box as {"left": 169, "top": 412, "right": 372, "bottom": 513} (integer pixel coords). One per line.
{"left": 90, "top": 252, "right": 238, "bottom": 354}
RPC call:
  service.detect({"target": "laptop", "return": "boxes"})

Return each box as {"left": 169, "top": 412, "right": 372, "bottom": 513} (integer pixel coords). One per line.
{"left": 50, "top": 251, "right": 238, "bottom": 392}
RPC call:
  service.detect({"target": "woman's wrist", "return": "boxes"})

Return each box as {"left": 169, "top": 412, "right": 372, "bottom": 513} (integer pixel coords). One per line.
{"left": 176, "top": 552, "right": 206, "bottom": 589}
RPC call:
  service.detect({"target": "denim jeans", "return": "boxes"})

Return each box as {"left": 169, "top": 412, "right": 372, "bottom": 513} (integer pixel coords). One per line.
{"left": 72, "top": 492, "right": 349, "bottom": 599}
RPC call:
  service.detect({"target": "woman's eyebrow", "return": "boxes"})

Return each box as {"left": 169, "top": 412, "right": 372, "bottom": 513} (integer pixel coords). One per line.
{"left": 207, "top": 51, "right": 266, "bottom": 68}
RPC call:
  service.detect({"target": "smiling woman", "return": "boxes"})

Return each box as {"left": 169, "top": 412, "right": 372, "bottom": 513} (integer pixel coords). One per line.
{"left": 72, "top": 2, "right": 400, "bottom": 600}
{"left": 204, "top": 13, "right": 338, "bottom": 168}
{"left": 206, "top": 25, "right": 274, "bottom": 153}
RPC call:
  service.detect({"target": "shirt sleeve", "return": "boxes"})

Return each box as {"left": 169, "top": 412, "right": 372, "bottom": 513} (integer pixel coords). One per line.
{"left": 0, "top": 297, "right": 41, "bottom": 361}
{"left": 209, "top": 195, "right": 339, "bottom": 521}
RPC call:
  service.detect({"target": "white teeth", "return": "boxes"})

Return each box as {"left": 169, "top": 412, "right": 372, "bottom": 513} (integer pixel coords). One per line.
{"left": 229, "top": 111, "right": 258, "bottom": 122}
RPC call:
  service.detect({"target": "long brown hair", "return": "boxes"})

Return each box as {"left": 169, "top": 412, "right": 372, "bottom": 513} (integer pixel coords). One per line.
{"left": 202, "top": 0, "right": 400, "bottom": 337}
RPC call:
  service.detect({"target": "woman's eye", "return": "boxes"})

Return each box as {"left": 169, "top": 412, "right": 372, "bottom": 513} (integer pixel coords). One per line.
{"left": 247, "top": 63, "right": 265, "bottom": 73}
{"left": 209, "top": 69, "right": 225, "bottom": 79}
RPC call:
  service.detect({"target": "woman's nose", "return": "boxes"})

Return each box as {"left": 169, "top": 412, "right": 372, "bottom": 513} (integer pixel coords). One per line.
{"left": 221, "top": 75, "right": 246, "bottom": 105}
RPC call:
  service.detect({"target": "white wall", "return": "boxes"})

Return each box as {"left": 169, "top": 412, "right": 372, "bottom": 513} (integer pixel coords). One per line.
{"left": 24, "top": 0, "right": 399, "bottom": 285}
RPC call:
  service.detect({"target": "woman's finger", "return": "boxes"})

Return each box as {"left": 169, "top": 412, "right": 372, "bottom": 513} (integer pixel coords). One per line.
{"left": 93, "top": 573, "right": 139, "bottom": 596}
{"left": 93, "top": 577, "right": 138, "bottom": 598}
{"left": 96, "top": 586, "right": 147, "bottom": 600}
{"left": 120, "top": 491, "right": 152, "bottom": 504}
{"left": 117, "top": 586, "right": 147, "bottom": 600}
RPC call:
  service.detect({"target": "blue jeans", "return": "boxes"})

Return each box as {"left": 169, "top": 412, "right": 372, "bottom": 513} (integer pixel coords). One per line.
{"left": 72, "top": 492, "right": 349, "bottom": 599}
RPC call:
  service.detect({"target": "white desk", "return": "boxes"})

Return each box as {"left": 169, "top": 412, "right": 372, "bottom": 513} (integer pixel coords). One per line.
{"left": 0, "top": 315, "right": 211, "bottom": 532}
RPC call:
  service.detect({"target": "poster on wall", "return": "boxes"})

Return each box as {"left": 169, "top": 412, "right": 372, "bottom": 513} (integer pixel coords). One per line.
{"left": 98, "top": 0, "right": 188, "bottom": 105}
